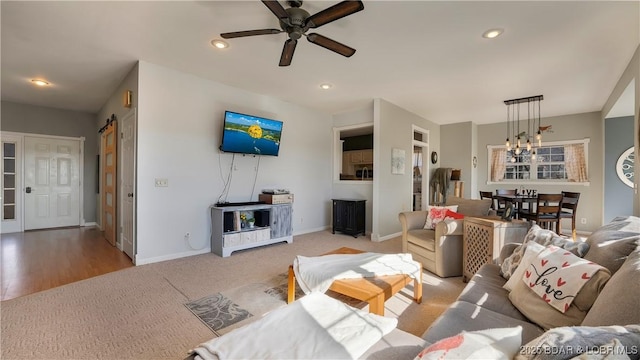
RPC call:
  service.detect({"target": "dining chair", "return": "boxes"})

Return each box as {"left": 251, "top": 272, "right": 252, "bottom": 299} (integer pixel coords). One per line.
{"left": 560, "top": 191, "right": 581, "bottom": 239}
{"left": 494, "top": 189, "right": 516, "bottom": 216}
{"left": 479, "top": 191, "right": 496, "bottom": 210}
{"left": 519, "top": 193, "right": 563, "bottom": 234}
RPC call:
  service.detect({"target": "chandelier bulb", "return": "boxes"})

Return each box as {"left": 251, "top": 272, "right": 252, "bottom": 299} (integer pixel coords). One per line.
{"left": 538, "top": 138, "right": 542, "bottom": 147}
{"left": 526, "top": 141, "right": 532, "bottom": 151}
{"left": 506, "top": 138, "right": 510, "bottom": 148}
{"left": 517, "top": 137, "right": 521, "bottom": 148}
{"left": 510, "top": 156, "right": 516, "bottom": 163}
{"left": 536, "top": 130, "right": 542, "bottom": 140}
{"left": 531, "top": 152, "right": 536, "bottom": 160}
{"left": 515, "top": 147, "right": 521, "bottom": 155}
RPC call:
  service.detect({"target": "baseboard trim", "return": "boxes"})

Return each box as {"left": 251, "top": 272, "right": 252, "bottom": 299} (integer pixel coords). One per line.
{"left": 371, "top": 231, "right": 401, "bottom": 242}
{"left": 135, "top": 248, "right": 211, "bottom": 266}
{"left": 83, "top": 222, "right": 97, "bottom": 227}
{"left": 293, "top": 225, "right": 330, "bottom": 236}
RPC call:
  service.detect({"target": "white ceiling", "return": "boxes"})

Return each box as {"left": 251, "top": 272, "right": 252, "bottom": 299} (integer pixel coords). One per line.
{"left": 1, "top": 1, "right": 638, "bottom": 125}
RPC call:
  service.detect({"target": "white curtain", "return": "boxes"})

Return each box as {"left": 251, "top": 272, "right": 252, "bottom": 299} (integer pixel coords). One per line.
{"left": 564, "top": 143, "right": 588, "bottom": 182}
{"left": 490, "top": 148, "right": 507, "bottom": 182}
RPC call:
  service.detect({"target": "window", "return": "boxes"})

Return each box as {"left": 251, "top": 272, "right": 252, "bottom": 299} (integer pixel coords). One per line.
{"left": 488, "top": 139, "right": 589, "bottom": 184}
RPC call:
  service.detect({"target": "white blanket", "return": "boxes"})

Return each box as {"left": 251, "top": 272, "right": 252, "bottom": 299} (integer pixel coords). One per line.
{"left": 191, "top": 292, "right": 397, "bottom": 360}
{"left": 293, "top": 252, "right": 421, "bottom": 294}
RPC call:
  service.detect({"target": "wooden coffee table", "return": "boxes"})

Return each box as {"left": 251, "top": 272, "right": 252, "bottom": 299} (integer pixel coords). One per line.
{"left": 287, "top": 247, "right": 423, "bottom": 316}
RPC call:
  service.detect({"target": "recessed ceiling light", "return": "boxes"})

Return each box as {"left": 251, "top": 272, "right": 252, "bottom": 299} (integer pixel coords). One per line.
{"left": 320, "top": 83, "right": 333, "bottom": 90}
{"left": 211, "top": 39, "right": 229, "bottom": 49}
{"left": 482, "top": 28, "right": 504, "bottom": 39}
{"left": 31, "top": 79, "right": 50, "bottom": 86}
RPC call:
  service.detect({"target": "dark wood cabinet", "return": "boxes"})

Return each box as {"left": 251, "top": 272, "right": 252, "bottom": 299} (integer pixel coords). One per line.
{"left": 332, "top": 199, "right": 366, "bottom": 238}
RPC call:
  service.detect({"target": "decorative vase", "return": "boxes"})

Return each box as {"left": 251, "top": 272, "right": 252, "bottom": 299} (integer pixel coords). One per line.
{"left": 249, "top": 221, "right": 255, "bottom": 228}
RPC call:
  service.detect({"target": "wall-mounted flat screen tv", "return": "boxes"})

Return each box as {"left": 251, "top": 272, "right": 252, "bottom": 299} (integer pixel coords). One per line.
{"left": 220, "top": 111, "right": 283, "bottom": 156}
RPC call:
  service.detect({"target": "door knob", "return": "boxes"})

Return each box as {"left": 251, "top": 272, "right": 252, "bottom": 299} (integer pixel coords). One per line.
{"left": 25, "top": 187, "right": 32, "bottom": 193}
{"left": 127, "top": 193, "right": 134, "bottom": 198}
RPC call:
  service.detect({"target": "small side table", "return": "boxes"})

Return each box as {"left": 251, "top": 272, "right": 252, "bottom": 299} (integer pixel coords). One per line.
{"left": 462, "top": 216, "right": 529, "bottom": 282}
{"left": 332, "top": 199, "right": 366, "bottom": 238}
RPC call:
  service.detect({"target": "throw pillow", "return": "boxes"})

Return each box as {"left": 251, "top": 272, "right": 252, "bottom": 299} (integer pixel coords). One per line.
{"left": 503, "top": 241, "right": 545, "bottom": 291}
{"left": 500, "top": 225, "right": 590, "bottom": 280}
{"left": 509, "top": 247, "right": 611, "bottom": 330}
{"left": 525, "top": 245, "right": 607, "bottom": 313}
{"left": 516, "top": 325, "right": 640, "bottom": 360}
{"left": 444, "top": 209, "right": 464, "bottom": 220}
{"left": 415, "top": 326, "right": 522, "bottom": 360}
{"left": 423, "top": 205, "right": 458, "bottom": 230}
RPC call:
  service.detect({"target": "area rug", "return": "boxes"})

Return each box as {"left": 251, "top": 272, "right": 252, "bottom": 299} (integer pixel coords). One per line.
{"left": 185, "top": 272, "right": 366, "bottom": 335}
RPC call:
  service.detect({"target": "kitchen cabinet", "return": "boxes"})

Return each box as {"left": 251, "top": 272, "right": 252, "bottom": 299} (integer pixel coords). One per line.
{"left": 332, "top": 199, "right": 366, "bottom": 238}
{"left": 342, "top": 149, "right": 373, "bottom": 178}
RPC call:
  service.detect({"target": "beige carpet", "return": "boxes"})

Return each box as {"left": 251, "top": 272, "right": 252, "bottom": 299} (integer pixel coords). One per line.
{"left": 0, "top": 231, "right": 465, "bottom": 360}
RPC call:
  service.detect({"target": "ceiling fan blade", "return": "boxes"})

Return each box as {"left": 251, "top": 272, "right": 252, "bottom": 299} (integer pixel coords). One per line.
{"left": 221, "top": 29, "right": 282, "bottom": 39}
{"left": 305, "top": 0, "right": 364, "bottom": 29}
{"left": 262, "top": 0, "right": 289, "bottom": 20}
{"left": 279, "top": 39, "right": 297, "bottom": 66}
{"left": 306, "top": 33, "right": 355, "bottom": 57}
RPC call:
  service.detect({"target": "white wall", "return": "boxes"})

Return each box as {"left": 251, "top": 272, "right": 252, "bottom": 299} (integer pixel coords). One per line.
{"left": 441, "top": 122, "right": 474, "bottom": 198}
{"left": 135, "top": 61, "right": 332, "bottom": 264}
{"left": 332, "top": 104, "right": 374, "bottom": 233}
{"left": 373, "top": 98, "right": 440, "bottom": 240}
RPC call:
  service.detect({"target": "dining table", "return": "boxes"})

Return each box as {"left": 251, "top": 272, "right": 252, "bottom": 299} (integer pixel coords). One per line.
{"left": 493, "top": 193, "right": 537, "bottom": 219}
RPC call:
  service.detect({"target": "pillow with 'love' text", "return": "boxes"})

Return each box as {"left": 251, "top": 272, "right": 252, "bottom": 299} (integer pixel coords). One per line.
{"left": 508, "top": 245, "right": 611, "bottom": 330}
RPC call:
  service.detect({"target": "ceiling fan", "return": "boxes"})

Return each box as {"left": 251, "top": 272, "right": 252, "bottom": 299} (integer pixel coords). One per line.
{"left": 220, "top": 0, "right": 364, "bottom": 66}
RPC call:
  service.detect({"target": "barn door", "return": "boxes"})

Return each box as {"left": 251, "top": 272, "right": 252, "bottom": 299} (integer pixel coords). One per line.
{"left": 101, "top": 122, "right": 117, "bottom": 246}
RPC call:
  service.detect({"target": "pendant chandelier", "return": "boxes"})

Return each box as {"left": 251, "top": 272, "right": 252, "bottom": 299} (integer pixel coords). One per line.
{"left": 504, "top": 95, "right": 543, "bottom": 162}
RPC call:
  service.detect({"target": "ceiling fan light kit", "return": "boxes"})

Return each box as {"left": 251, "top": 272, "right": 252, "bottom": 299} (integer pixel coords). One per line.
{"left": 220, "top": 0, "right": 364, "bottom": 66}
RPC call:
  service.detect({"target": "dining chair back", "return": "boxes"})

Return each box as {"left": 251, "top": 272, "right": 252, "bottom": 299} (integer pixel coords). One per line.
{"left": 520, "top": 193, "right": 563, "bottom": 233}
{"left": 479, "top": 191, "right": 495, "bottom": 210}
{"left": 560, "top": 191, "right": 580, "bottom": 239}
{"left": 494, "top": 189, "right": 516, "bottom": 215}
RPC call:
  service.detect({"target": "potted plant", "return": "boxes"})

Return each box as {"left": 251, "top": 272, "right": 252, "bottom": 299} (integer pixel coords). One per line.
{"left": 247, "top": 217, "right": 255, "bottom": 228}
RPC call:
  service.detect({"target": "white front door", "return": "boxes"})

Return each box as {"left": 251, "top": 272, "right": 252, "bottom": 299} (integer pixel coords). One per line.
{"left": 1, "top": 134, "right": 23, "bottom": 233}
{"left": 120, "top": 110, "right": 136, "bottom": 261}
{"left": 24, "top": 136, "right": 81, "bottom": 230}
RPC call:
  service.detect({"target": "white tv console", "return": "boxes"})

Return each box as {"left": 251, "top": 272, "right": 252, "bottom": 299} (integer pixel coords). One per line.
{"left": 210, "top": 203, "right": 293, "bottom": 257}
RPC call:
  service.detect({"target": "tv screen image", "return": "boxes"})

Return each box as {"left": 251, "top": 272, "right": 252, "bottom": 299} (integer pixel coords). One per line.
{"left": 220, "top": 111, "right": 283, "bottom": 156}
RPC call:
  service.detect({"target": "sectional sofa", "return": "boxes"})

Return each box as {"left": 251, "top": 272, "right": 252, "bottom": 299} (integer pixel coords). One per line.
{"left": 190, "top": 216, "right": 640, "bottom": 359}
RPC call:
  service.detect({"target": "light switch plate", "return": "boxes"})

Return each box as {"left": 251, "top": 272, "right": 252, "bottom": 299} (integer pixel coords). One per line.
{"left": 155, "top": 178, "right": 168, "bottom": 187}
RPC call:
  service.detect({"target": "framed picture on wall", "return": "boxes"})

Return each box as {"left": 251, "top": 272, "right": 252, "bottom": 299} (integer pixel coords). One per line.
{"left": 392, "top": 148, "right": 405, "bottom": 174}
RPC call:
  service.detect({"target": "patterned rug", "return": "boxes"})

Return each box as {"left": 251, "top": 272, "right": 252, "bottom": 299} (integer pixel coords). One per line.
{"left": 185, "top": 272, "right": 364, "bottom": 335}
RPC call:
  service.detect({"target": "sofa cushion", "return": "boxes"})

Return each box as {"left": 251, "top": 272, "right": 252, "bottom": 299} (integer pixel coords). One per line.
{"left": 457, "top": 264, "right": 530, "bottom": 322}
{"left": 582, "top": 245, "right": 640, "bottom": 327}
{"left": 444, "top": 197, "right": 492, "bottom": 217}
{"left": 517, "top": 325, "right": 640, "bottom": 360}
{"left": 509, "top": 255, "right": 611, "bottom": 330}
{"left": 584, "top": 216, "right": 640, "bottom": 275}
{"left": 407, "top": 230, "right": 436, "bottom": 251}
{"left": 422, "top": 301, "right": 544, "bottom": 345}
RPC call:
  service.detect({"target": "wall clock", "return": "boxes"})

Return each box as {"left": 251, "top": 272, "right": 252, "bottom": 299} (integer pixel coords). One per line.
{"left": 616, "top": 147, "right": 634, "bottom": 188}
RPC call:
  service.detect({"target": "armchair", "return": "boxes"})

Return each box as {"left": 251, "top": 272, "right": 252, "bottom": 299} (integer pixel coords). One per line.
{"left": 399, "top": 197, "right": 493, "bottom": 277}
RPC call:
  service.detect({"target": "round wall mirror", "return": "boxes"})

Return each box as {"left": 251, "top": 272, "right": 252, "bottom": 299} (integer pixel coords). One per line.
{"left": 430, "top": 151, "right": 438, "bottom": 164}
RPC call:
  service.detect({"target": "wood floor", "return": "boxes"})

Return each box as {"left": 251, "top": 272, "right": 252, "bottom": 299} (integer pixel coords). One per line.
{"left": 1, "top": 227, "right": 133, "bottom": 301}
